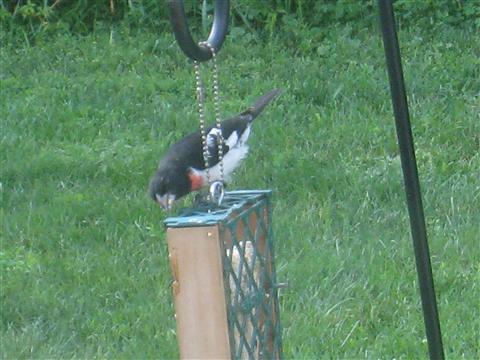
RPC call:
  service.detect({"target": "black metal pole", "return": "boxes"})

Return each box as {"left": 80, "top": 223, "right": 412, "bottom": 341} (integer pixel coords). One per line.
{"left": 377, "top": 1, "right": 445, "bottom": 359}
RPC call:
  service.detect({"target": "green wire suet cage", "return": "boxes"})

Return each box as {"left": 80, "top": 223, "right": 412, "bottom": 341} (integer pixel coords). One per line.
{"left": 165, "top": 190, "right": 282, "bottom": 359}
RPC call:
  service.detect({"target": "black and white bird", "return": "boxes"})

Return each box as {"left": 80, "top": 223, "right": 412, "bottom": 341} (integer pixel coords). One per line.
{"left": 149, "top": 88, "right": 282, "bottom": 210}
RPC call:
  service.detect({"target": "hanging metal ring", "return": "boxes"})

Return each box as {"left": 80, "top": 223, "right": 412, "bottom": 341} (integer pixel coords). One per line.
{"left": 167, "top": 0, "right": 229, "bottom": 62}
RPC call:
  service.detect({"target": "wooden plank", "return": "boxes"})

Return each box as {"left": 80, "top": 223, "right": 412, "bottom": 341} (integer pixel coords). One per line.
{"left": 166, "top": 226, "right": 231, "bottom": 359}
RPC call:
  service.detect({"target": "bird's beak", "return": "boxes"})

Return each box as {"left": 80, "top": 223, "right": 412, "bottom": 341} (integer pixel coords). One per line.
{"left": 155, "top": 193, "right": 176, "bottom": 211}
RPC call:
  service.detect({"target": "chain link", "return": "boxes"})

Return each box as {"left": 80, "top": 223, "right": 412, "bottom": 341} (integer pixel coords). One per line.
{"left": 203, "top": 42, "right": 224, "bottom": 183}
{"left": 193, "top": 42, "right": 225, "bottom": 204}
{"left": 193, "top": 61, "right": 210, "bottom": 181}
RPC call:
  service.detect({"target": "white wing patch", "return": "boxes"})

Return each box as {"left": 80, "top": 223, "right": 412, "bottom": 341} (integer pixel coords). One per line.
{"left": 225, "top": 130, "right": 239, "bottom": 148}
{"left": 207, "top": 127, "right": 222, "bottom": 147}
{"left": 238, "top": 125, "right": 251, "bottom": 145}
{"left": 192, "top": 124, "right": 252, "bottom": 184}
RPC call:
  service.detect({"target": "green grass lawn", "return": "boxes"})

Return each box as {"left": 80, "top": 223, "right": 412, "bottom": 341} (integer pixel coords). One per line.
{"left": 1, "top": 21, "right": 479, "bottom": 359}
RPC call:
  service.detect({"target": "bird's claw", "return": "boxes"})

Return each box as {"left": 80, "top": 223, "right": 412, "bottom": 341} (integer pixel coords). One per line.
{"left": 192, "top": 182, "right": 225, "bottom": 208}
{"left": 193, "top": 192, "right": 207, "bottom": 206}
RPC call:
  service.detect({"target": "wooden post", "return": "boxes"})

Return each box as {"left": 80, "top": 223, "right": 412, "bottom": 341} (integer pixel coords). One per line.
{"left": 167, "top": 226, "right": 231, "bottom": 359}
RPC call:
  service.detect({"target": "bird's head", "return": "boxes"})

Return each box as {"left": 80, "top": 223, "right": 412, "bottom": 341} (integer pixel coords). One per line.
{"left": 148, "top": 166, "right": 190, "bottom": 210}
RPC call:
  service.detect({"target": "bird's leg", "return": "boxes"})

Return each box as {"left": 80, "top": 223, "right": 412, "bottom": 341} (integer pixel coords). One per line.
{"left": 193, "top": 189, "right": 210, "bottom": 207}
{"left": 192, "top": 181, "right": 226, "bottom": 208}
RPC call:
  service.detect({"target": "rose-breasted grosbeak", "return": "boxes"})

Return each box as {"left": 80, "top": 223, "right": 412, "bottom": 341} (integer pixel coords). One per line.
{"left": 149, "top": 88, "right": 282, "bottom": 210}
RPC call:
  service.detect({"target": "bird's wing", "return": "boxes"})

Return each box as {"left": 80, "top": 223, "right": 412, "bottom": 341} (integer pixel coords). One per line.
{"left": 162, "top": 89, "right": 282, "bottom": 171}
{"left": 203, "top": 111, "right": 257, "bottom": 168}
{"left": 206, "top": 127, "right": 231, "bottom": 165}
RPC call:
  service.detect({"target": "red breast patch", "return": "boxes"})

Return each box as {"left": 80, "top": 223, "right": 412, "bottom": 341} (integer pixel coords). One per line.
{"left": 188, "top": 171, "right": 204, "bottom": 191}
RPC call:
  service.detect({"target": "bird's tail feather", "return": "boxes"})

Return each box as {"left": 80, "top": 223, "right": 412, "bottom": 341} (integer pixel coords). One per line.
{"left": 245, "top": 88, "right": 283, "bottom": 119}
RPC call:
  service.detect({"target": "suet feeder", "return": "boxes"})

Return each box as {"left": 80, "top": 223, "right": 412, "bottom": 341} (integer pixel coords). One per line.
{"left": 165, "top": 190, "right": 282, "bottom": 359}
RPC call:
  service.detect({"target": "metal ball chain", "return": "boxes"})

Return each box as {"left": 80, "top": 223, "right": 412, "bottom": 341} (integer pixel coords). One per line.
{"left": 193, "top": 42, "right": 225, "bottom": 205}
{"left": 202, "top": 42, "right": 224, "bottom": 183}
{"left": 193, "top": 61, "right": 210, "bottom": 180}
